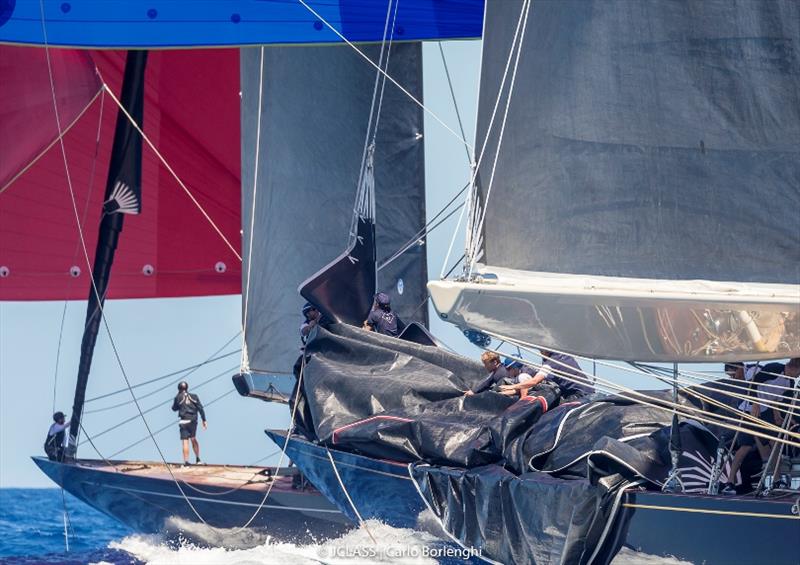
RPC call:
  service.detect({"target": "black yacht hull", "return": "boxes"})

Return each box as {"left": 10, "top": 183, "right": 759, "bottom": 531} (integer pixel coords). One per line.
{"left": 268, "top": 431, "right": 800, "bottom": 565}
{"left": 33, "top": 456, "right": 352, "bottom": 545}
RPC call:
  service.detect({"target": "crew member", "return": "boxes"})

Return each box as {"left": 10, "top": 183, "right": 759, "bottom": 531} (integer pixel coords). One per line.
{"left": 171, "top": 381, "right": 207, "bottom": 467}
{"left": 44, "top": 411, "right": 70, "bottom": 462}
{"left": 363, "top": 292, "right": 404, "bottom": 337}
{"left": 721, "top": 359, "right": 798, "bottom": 494}
{"left": 300, "top": 302, "right": 322, "bottom": 347}
{"left": 466, "top": 351, "right": 512, "bottom": 395}
{"left": 500, "top": 349, "right": 594, "bottom": 402}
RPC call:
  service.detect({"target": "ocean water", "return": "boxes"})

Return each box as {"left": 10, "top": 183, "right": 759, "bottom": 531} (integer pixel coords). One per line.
{"left": 0, "top": 489, "right": 690, "bottom": 564}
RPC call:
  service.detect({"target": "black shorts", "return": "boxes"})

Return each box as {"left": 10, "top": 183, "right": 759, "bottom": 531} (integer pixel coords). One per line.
{"left": 179, "top": 420, "right": 198, "bottom": 440}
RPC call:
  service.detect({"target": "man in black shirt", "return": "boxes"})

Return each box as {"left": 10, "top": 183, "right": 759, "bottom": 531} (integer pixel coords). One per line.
{"left": 363, "top": 292, "right": 405, "bottom": 337}
{"left": 171, "top": 381, "right": 207, "bottom": 466}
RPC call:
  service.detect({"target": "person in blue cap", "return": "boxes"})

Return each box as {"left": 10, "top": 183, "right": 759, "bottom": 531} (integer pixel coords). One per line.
{"left": 363, "top": 292, "right": 405, "bottom": 337}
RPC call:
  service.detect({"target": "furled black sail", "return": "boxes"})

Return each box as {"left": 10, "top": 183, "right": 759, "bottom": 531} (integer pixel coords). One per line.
{"left": 67, "top": 51, "right": 147, "bottom": 454}
{"left": 292, "top": 324, "right": 722, "bottom": 564}
{"left": 241, "top": 43, "right": 427, "bottom": 380}
{"left": 475, "top": 0, "right": 800, "bottom": 283}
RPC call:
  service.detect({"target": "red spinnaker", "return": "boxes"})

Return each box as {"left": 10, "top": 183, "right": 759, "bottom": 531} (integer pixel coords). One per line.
{"left": 0, "top": 46, "right": 241, "bottom": 300}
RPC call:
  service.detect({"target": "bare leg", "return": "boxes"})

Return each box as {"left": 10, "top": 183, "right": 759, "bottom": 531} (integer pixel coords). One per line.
{"left": 191, "top": 438, "right": 200, "bottom": 461}
{"left": 182, "top": 439, "right": 190, "bottom": 463}
{"left": 754, "top": 439, "right": 771, "bottom": 461}
{"left": 727, "top": 445, "right": 752, "bottom": 484}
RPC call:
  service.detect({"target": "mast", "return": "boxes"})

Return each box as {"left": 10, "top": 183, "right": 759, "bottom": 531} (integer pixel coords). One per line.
{"left": 66, "top": 51, "right": 148, "bottom": 457}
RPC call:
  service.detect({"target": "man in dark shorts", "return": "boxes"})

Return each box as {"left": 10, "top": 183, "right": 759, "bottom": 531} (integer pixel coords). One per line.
{"left": 171, "top": 381, "right": 207, "bottom": 466}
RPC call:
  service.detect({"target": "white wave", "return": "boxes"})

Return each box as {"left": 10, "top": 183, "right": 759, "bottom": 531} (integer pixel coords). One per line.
{"left": 110, "top": 520, "right": 448, "bottom": 565}
{"left": 612, "top": 546, "right": 693, "bottom": 565}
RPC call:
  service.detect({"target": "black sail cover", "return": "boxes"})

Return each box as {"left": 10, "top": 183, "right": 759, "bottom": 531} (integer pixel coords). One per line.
{"left": 296, "top": 324, "right": 722, "bottom": 564}
{"left": 241, "top": 43, "right": 428, "bottom": 378}
{"left": 475, "top": 0, "right": 800, "bottom": 284}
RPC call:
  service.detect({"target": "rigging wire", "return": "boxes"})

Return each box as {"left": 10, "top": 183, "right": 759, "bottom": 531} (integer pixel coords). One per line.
{"left": 481, "top": 335, "right": 799, "bottom": 447}
{"left": 463, "top": 0, "right": 530, "bottom": 271}
{"left": 90, "top": 364, "right": 238, "bottom": 441}
{"left": 467, "top": 0, "right": 531, "bottom": 277}
{"left": 378, "top": 181, "right": 469, "bottom": 271}
{"left": 85, "top": 337, "right": 240, "bottom": 402}
{"left": 440, "top": 0, "right": 528, "bottom": 279}
{"left": 369, "top": 0, "right": 401, "bottom": 148}
{"left": 296, "top": 0, "right": 473, "bottom": 153}
{"left": 438, "top": 42, "right": 473, "bottom": 166}
{"left": 108, "top": 387, "right": 237, "bottom": 459}
{"left": 39, "top": 49, "right": 212, "bottom": 520}
{"left": 52, "top": 90, "right": 108, "bottom": 416}
{"left": 85, "top": 350, "right": 239, "bottom": 414}
{"left": 349, "top": 0, "right": 397, "bottom": 240}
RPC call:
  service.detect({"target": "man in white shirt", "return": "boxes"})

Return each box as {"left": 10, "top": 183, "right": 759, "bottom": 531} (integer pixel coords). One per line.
{"left": 44, "top": 411, "right": 70, "bottom": 461}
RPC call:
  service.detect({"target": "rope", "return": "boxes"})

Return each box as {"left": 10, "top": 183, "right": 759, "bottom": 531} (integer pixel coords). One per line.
{"left": 225, "top": 350, "right": 309, "bottom": 532}
{"left": 241, "top": 45, "right": 266, "bottom": 374}
{"left": 0, "top": 88, "right": 104, "bottom": 196}
{"left": 325, "top": 447, "right": 378, "bottom": 545}
{"left": 99, "top": 83, "right": 241, "bottom": 262}
{"left": 296, "top": 0, "right": 472, "bottom": 153}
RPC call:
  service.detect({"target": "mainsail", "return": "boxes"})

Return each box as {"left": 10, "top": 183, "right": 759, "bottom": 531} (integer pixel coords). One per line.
{"left": 241, "top": 43, "right": 428, "bottom": 380}
{"left": 430, "top": 0, "right": 800, "bottom": 362}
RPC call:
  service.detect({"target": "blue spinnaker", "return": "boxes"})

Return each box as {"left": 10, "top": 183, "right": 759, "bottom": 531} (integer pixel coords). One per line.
{"left": 0, "top": 0, "right": 483, "bottom": 48}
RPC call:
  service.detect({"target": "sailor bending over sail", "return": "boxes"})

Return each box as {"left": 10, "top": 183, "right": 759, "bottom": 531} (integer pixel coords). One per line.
{"left": 172, "top": 381, "right": 207, "bottom": 467}
{"left": 44, "top": 411, "right": 70, "bottom": 462}
{"left": 499, "top": 350, "right": 594, "bottom": 402}
{"left": 465, "top": 351, "right": 513, "bottom": 395}
{"left": 363, "top": 292, "right": 405, "bottom": 337}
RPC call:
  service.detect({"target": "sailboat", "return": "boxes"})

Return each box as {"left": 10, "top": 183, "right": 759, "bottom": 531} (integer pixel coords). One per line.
{"left": 268, "top": 1, "right": 800, "bottom": 563}
{"left": 0, "top": 0, "right": 483, "bottom": 544}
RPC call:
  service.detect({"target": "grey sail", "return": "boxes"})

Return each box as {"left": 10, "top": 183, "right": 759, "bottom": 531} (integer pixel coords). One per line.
{"left": 241, "top": 43, "right": 427, "bottom": 380}
{"left": 475, "top": 0, "right": 800, "bottom": 284}
{"left": 429, "top": 0, "right": 800, "bottom": 361}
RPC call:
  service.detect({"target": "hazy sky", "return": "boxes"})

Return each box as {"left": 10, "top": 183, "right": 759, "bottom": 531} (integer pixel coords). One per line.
{"left": 0, "top": 39, "right": 682, "bottom": 487}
